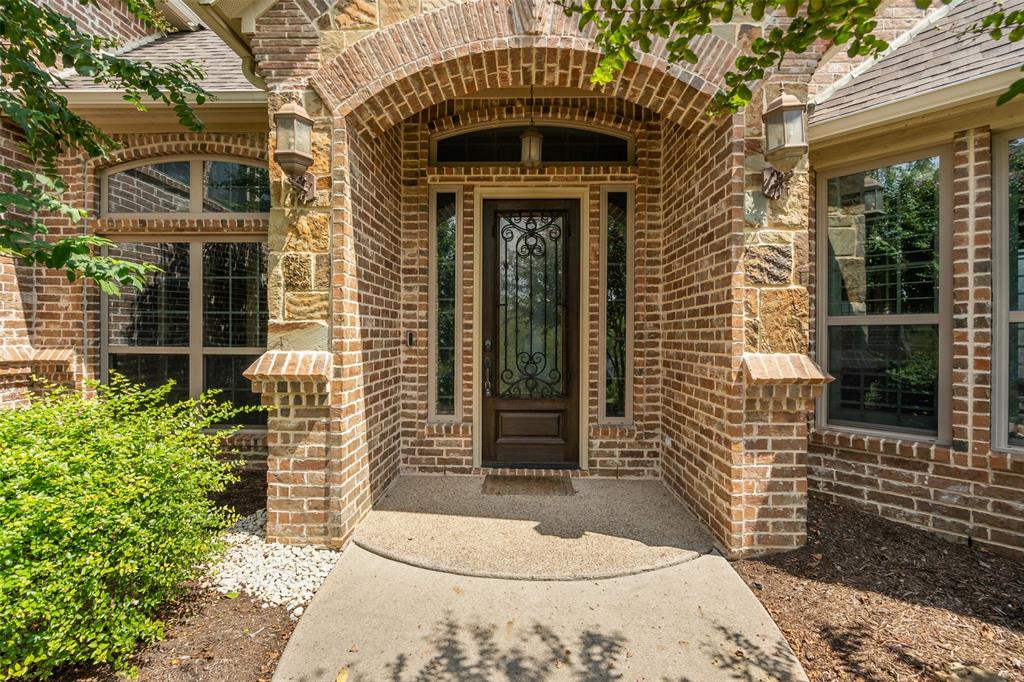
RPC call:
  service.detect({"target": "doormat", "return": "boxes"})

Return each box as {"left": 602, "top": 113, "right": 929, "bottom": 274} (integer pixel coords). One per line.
{"left": 482, "top": 475, "right": 576, "bottom": 496}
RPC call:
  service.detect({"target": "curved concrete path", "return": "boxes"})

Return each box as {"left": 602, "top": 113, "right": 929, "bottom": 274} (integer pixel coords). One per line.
{"left": 352, "top": 476, "right": 718, "bottom": 580}
{"left": 273, "top": 544, "right": 807, "bottom": 682}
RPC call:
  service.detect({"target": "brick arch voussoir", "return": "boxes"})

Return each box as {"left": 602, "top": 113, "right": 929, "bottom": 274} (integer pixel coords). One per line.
{"left": 96, "top": 133, "right": 270, "bottom": 173}
{"left": 310, "top": 0, "right": 737, "bottom": 133}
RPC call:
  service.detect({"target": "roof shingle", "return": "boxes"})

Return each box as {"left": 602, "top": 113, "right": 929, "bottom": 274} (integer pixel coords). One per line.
{"left": 64, "top": 27, "right": 258, "bottom": 92}
{"left": 811, "top": 0, "right": 1024, "bottom": 124}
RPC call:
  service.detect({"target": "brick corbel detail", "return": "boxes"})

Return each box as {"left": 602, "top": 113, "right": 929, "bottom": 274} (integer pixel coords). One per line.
{"left": 734, "top": 353, "right": 832, "bottom": 556}
{"left": 244, "top": 350, "right": 333, "bottom": 545}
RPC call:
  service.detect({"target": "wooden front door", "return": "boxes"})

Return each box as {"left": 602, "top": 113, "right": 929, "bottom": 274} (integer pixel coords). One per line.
{"left": 482, "top": 199, "right": 579, "bottom": 467}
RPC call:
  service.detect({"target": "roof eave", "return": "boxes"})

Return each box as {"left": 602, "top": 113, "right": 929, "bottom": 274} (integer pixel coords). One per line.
{"left": 62, "top": 89, "right": 267, "bottom": 106}
{"left": 182, "top": 0, "right": 267, "bottom": 89}
{"left": 808, "top": 68, "right": 1022, "bottom": 145}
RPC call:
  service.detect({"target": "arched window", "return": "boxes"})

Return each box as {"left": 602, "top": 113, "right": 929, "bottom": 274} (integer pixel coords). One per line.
{"left": 99, "top": 157, "right": 270, "bottom": 426}
{"left": 432, "top": 124, "right": 632, "bottom": 165}
{"left": 102, "top": 157, "right": 270, "bottom": 217}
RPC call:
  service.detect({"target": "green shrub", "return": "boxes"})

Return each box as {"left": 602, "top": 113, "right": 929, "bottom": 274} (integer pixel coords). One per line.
{"left": 0, "top": 376, "right": 254, "bottom": 679}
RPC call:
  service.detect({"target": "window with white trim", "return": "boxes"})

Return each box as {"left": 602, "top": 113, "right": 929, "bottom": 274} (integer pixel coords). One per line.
{"left": 600, "top": 188, "right": 633, "bottom": 421}
{"left": 100, "top": 158, "right": 269, "bottom": 426}
{"left": 429, "top": 187, "right": 461, "bottom": 419}
{"left": 818, "top": 151, "right": 950, "bottom": 437}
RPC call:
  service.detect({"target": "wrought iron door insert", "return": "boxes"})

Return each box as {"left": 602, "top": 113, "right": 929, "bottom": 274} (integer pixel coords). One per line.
{"left": 482, "top": 199, "right": 579, "bottom": 466}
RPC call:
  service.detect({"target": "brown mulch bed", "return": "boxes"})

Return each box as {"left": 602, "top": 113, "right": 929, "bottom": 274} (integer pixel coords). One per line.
{"left": 213, "top": 466, "right": 268, "bottom": 518}
{"left": 55, "top": 469, "right": 290, "bottom": 682}
{"left": 733, "top": 495, "right": 1024, "bottom": 681}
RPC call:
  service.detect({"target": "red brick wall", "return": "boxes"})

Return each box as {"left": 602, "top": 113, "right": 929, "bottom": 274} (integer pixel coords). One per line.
{"left": 325, "top": 120, "right": 405, "bottom": 544}
{"left": 659, "top": 115, "right": 748, "bottom": 549}
{"left": 42, "top": 0, "right": 150, "bottom": 43}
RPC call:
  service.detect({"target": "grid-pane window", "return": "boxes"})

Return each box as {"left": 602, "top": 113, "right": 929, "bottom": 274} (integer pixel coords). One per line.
{"left": 1006, "top": 138, "right": 1024, "bottom": 445}
{"left": 824, "top": 157, "right": 941, "bottom": 433}
{"left": 604, "top": 192, "right": 629, "bottom": 419}
{"left": 107, "top": 162, "right": 190, "bottom": 213}
{"left": 203, "top": 161, "right": 271, "bottom": 213}
{"left": 104, "top": 240, "right": 267, "bottom": 426}
{"left": 105, "top": 158, "right": 267, "bottom": 216}
{"left": 433, "top": 192, "right": 458, "bottom": 416}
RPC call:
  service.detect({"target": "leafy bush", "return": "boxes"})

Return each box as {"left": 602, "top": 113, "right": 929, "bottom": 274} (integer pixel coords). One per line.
{"left": 0, "top": 376, "right": 253, "bottom": 679}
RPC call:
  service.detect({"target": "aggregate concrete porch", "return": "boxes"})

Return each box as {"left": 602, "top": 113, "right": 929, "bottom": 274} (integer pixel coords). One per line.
{"left": 351, "top": 475, "right": 718, "bottom": 580}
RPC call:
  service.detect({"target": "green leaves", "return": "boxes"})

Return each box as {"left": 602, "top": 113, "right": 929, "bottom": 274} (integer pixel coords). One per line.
{"left": 0, "top": 0, "right": 209, "bottom": 291}
{"left": 0, "top": 376, "right": 254, "bottom": 678}
{"left": 560, "top": 0, "right": 1001, "bottom": 115}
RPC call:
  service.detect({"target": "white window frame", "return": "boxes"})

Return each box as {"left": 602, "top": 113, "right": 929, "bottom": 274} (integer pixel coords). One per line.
{"left": 814, "top": 146, "right": 953, "bottom": 442}
{"left": 100, "top": 234, "right": 268, "bottom": 430}
{"left": 991, "top": 127, "right": 1024, "bottom": 453}
{"left": 100, "top": 155, "right": 269, "bottom": 220}
{"left": 427, "top": 185, "right": 463, "bottom": 422}
{"left": 599, "top": 185, "right": 634, "bottom": 424}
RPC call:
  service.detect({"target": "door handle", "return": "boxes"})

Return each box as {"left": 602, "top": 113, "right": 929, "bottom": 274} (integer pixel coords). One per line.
{"left": 483, "top": 355, "right": 493, "bottom": 397}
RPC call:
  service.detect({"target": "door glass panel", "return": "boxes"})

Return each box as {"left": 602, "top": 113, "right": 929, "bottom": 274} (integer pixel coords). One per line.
{"left": 497, "top": 210, "right": 566, "bottom": 399}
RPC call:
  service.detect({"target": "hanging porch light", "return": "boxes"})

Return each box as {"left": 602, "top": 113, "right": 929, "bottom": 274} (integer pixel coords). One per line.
{"left": 521, "top": 84, "right": 543, "bottom": 168}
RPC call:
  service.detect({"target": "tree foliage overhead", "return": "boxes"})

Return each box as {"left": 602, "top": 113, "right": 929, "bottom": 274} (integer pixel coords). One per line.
{"left": 560, "top": 0, "right": 1024, "bottom": 114}
{"left": 0, "top": 0, "right": 209, "bottom": 293}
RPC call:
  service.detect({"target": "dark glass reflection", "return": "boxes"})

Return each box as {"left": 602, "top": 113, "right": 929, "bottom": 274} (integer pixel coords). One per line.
{"left": 110, "top": 353, "right": 189, "bottom": 403}
{"left": 106, "top": 242, "right": 190, "bottom": 347}
{"left": 202, "top": 242, "right": 268, "bottom": 347}
{"left": 436, "top": 126, "right": 629, "bottom": 165}
{"left": 107, "top": 161, "right": 190, "bottom": 213}
{"left": 826, "top": 158, "right": 940, "bottom": 317}
{"left": 827, "top": 325, "right": 938, "bottom": 432}
{"left": 203, "top": 161, "right": 271, "bottom": 213}
{"left": 605, "top": 192, "right": 628, "bottom": 418}
{"left": 204, "top": 354, "right": 265, "bottom": 426}
{"left": 435, "top": 193, "right": 457, "bottom": 415}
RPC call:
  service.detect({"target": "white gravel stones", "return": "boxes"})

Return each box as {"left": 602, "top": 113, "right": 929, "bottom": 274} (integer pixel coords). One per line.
{"left": 205, "top": 510, "right": 340, "bottom": 619}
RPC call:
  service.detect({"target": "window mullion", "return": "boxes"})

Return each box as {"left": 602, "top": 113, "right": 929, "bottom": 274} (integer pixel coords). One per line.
{"left": 189, "top": 160, "right": 203, "bottom": 215}
{"left": 189, "top": 240, "right": 203, "bottom": 399}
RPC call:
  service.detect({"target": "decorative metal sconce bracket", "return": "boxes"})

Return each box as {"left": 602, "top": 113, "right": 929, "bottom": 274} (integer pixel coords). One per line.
{"left": 288, "top": 171, "right": 316, "bottom": 204}
{"left": 762, "top": 167, "right": 794, "bottom": 200}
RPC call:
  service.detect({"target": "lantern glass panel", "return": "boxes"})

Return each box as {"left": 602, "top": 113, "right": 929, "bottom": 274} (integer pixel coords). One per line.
{"left": 295, "top": 120, "right": 312, "bottom": 157}
{"left": 278, "top": 118, "right": 296, "bottom": 153}
{"left": 783, "top": 108, "right": 805, "bottom": 146}
{"left": 765, "top": 109, "right": 785, "bottom": 152}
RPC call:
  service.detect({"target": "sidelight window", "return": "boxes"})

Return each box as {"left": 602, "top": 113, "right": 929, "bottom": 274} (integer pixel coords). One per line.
{"left": 601, "top": 188, "right": 633, "bottom": 422}
{"left": 429, "top": 187, "right": 462, "bottom": 419}
{"left": 818, "top": 151, "right": 950, "bottom": 437}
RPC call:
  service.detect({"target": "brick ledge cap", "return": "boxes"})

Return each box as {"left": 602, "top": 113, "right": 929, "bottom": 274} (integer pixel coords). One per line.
{"left": 742, "top": 352, "right": 832, "bottom": 385}
{"left": 244, "top": 350, "right": 332, "bottom": 382}
{"left": 0, "top": 346, "right": 75, "bottom": 366}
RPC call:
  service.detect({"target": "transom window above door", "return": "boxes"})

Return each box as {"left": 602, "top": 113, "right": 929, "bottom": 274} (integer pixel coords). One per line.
{"left": 431, "top": 124, "right": 632, "bottom": 165}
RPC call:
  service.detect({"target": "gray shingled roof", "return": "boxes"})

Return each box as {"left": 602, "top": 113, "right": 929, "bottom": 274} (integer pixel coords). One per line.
{"left": 811, "top": 0, "right": 1024, "bottom": 124}
{"left": 64, "top": 27, "right": 258, "bottom": 92}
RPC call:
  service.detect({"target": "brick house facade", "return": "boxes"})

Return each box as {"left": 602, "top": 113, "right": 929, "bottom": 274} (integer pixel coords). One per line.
{"left": 2, "top": 0, "right": 1022, "bottom": 559}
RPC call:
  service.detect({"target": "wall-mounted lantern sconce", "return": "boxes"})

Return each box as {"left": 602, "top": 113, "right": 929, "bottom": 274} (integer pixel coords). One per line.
{"left": 274, "top": 102, "right": 315, "bottom": 203}
{"left": 862, "top": 176, "right": 885, "bottom": 217}
{"left": 761, "top": 93, "right": 808, "bottom": 200}
{"left": 521, "top": 125, "right": 543, "bottom": 168}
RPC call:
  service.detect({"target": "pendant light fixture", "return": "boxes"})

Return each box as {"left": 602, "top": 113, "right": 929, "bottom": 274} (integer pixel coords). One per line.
{"left": 520, "top": 84, "right": 543, "bottom": 168}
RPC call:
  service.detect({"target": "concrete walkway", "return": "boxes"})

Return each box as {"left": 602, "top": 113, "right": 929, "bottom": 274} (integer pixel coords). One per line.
{"left": 273, "top": 545, "right": 807, "bottom": 682}
{"left": 352, "top": 476, "right": 717, "bottom": 580}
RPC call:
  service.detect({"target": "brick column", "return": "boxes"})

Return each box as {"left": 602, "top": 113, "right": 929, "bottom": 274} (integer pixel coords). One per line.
{"left": 249, "top": 89, "right": 336, "bottom": 545}
{"left": 245, "top": 350, "right": 332, "bottom": 544}
{"left": 734, "top": 353, "right": 830, "bottom": 555}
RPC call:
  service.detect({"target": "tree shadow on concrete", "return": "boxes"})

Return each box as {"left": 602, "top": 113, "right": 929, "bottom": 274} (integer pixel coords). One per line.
{"left": 670, "top": 623, "right": 804, "bottom": 682}
{"left": 381, "top": 612, "right": 628, "bottom": 681}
